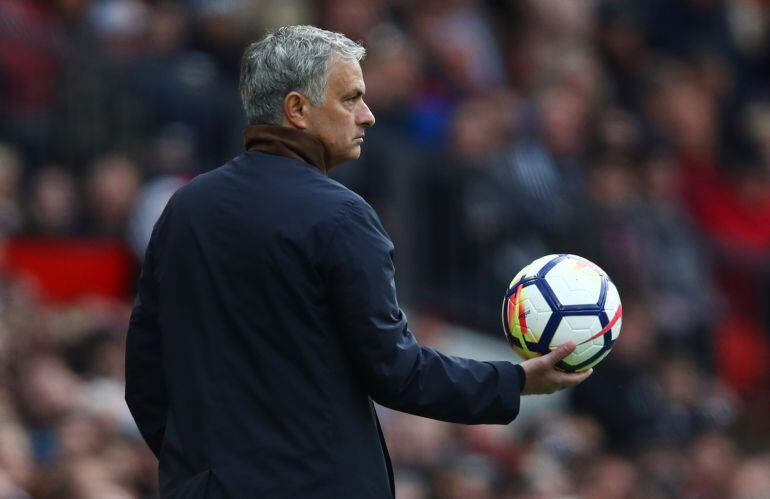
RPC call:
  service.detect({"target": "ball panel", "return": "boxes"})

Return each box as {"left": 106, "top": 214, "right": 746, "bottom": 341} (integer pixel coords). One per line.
{"left": 549, "top": 315, "right": 600, "bottom": 348}
{"left": 518, "top": 284, "right": 553, "bottom": 344}
{"left": 501, "top": 294, "right": 516, "bottom": 348}
{"left": 596, "top": 302, "right": 623, "bottom": 344}
{"left": 564, "top": 341, "right": 603, "bottom": 366}
{"left": 512, "top": 344, "right": 540, "bottom": 360}
{"left": 557, "top": 340, "right": 614, "bottom": 372}
{"left": 526, "top": 254, "right": 560, "bottom": 278}
{"left": 544, "top": 258, "right": 603, "bottom": 306}
{"left": 604, "top": 281, "right": 621, "bottom": 316}
{"left": 611, "top": 318, "right": 622, "bottom": 341}
{"left": 575, "top": 348, "right": 612, "bottom": 372}
{"left": 566, "top": 254, "right": 609, "bottom": 276}
{"left": 508, "top": 265, "right": 530, "bottom": 289}
{"left": 503, "top": 284, "right": 547, "bottom": 360}
{"left": 503, "top": 290, "right": 524, "bottom": 350}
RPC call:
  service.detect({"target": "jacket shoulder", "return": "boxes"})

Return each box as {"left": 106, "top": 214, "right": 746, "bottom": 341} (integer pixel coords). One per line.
{"left": 168, "top": 153, "right": 377, "bottom": 233}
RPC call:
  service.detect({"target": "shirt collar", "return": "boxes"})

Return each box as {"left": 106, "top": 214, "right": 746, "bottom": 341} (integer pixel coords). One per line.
{"left": 243, "top": 124, "right": 328, "bottom": 174}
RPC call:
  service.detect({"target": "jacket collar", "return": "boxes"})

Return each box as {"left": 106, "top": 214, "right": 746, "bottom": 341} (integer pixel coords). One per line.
{"left": 244, "top": 124, "right": 328, "bottom": 174}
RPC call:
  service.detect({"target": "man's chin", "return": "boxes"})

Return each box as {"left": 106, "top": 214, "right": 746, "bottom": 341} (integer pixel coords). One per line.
{"left": 328, "top": 147, "right": 361, "bottom": 169}
{"left": 344, "top": 146, "right": 363, "bottom": 162}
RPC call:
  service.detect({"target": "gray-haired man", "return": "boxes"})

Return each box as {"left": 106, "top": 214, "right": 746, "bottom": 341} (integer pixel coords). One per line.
{"left": 125, "top": 25, "right": 590, "bottom": 498}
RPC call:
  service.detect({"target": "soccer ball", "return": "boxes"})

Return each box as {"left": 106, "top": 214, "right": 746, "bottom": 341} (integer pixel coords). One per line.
{"left": 501, "top": 254, "right": 622, "bottom": 372}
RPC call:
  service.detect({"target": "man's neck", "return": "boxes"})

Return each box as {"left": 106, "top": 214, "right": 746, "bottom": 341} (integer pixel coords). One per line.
{"left": 243, "top": 124, "right": 329, "bottom": 173}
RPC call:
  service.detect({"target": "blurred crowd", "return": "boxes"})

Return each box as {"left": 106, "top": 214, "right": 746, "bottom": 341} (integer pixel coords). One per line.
{"left": 2, "top": 0, "right": 770, "bottom": 497}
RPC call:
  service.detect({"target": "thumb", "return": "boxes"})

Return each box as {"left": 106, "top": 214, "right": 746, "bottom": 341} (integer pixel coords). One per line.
{"left": 543, "top": 341, "right": 576, "bottom": 366}
{"left": 574, "top": 368, "right": 594, "bottom": 382}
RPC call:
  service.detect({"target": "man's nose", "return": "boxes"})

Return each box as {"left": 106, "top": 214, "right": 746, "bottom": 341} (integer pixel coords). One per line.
{"left": 358, "top": 101, "right": 375, "bottom": 127}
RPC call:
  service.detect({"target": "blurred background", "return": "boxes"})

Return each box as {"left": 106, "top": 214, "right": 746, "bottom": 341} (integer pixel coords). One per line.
{"left": 1, "top": 0, "right": 770, "bottom": 497}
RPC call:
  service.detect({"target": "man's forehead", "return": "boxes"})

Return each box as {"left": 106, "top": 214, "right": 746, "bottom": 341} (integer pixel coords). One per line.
{"left": 328, "top": 58, "right": 365, "bottom": 91}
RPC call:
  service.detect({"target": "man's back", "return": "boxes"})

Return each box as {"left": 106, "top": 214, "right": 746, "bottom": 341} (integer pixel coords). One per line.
{"left": 132, "top": 149, "right": 393, "bottom": 498}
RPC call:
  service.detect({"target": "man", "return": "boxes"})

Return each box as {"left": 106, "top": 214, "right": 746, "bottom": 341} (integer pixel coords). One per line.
{"left": 125, "top": 25, "right": 592, "bottom": 498}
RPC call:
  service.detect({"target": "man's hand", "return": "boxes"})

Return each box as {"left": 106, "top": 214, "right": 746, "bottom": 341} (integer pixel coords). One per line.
{"left": 520, "top": 341, "right": 592, "bottom": 395}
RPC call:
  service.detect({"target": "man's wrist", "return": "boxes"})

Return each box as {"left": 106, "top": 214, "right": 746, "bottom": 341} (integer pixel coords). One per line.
{"left": 514, "top": 363, "right": 526, "bottom": 392}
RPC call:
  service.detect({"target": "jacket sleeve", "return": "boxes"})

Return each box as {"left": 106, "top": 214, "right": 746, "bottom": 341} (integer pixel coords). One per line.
{"left": 125, "top": 220, "right": 168, "bottom": 458}
{"left": 324, "top": 198, "right": 522, "bottom": 424}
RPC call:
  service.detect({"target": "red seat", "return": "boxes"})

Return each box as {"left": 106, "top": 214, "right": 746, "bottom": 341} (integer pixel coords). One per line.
{"left": 3, "top": 237, "right": 136, "bottom": 303}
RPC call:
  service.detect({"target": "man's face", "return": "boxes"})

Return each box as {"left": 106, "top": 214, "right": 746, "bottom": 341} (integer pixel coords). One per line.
{"left": 304, "top": 58, "right": 375, "bottom": 167}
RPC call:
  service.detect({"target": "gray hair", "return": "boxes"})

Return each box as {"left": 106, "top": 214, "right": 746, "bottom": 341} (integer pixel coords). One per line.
{"left": 239, "top": 25, "right": 366, "bottom": 125}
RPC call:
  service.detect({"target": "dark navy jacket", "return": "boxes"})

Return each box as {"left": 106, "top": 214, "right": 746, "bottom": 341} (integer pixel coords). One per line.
{"left": 125, "top": 125, "right": 523, "bottom": 498}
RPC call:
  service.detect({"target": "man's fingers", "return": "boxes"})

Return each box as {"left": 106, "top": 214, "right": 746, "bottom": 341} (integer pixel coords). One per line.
{"left": 544, "top": 341, "right": 576, "bottom": 365}
{"left": 557, "top": 368, "right": 593, "bottom": 388}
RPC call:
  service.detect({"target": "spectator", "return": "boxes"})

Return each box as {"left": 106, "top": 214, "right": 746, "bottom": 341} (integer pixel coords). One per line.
{"left": 0, "top": 145, "right": 23, "bottom": 235}
{"left": 84, "top": 154, "right": 141, "bottom": 238}
{"left": 25, "top": 166, "right": 80, "bottom": 236}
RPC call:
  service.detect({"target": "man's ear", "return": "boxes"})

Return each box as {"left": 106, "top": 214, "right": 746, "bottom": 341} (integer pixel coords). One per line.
{"left": 283, "top": 91, "right": 309, "bottom": 129}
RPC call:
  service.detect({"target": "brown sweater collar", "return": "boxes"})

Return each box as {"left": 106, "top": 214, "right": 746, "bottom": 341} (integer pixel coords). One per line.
{"left": 244, "top": 124, "right": 328, "bottom": 174}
